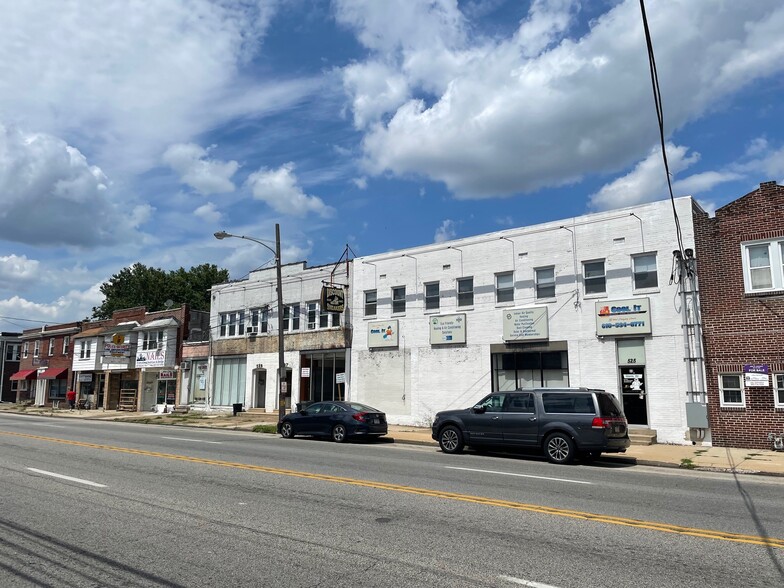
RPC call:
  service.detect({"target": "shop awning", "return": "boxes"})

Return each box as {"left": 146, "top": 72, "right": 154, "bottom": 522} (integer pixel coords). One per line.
{"left": 10, "top": 369, "right": 37, "bottom": 381}
{"left": 39, "top": 367, "right": 68, "bottom": 380}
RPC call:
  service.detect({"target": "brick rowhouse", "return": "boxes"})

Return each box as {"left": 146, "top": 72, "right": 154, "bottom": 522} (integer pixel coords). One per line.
{"left": 693, "top": 181, "right": 784, "bottom": 449}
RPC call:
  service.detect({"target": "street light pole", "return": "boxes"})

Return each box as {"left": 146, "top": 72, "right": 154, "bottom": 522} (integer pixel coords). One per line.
{"left": 214, "top": 225, "right": 287, "bottom": 423}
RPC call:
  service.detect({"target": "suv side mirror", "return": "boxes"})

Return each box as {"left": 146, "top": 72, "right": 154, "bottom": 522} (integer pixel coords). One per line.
{"left": 472, "top": 405, "right": 486, "bottom": 414}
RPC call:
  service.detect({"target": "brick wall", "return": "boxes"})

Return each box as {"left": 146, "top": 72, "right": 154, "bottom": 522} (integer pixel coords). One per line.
{"left": 693, "top": 181, "right": 784, "bottom": 449}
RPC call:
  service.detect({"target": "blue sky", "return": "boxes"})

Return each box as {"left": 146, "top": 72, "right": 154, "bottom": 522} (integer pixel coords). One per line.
{"left": 1, "top": 0, "right": 783, "bottom": 333}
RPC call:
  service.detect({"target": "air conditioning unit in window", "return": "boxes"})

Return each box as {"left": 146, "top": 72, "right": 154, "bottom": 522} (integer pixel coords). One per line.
{"left": 180, "top": 362, "right": 190, "bottom": 370}
{"left": 246, "top": 327, "right": 258, "bottom": 336}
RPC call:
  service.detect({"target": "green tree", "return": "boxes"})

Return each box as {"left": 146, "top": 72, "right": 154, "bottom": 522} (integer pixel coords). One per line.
{"left": 92, "top": 263, "right": 229, "bottom": 319}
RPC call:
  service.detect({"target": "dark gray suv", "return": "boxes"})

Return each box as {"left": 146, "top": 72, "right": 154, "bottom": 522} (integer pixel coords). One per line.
{"left": 431, "top": 388, "right": 630, "bottom": 464}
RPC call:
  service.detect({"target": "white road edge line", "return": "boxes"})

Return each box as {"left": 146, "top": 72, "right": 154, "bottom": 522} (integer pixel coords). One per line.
{"left": 26, "top": 468, "right": 107, "bottom": 488}
{"left": 445, "top": 466, "right": 592, "bottom": 485}
{"left": 499, "top": 575, "right": 563, "bottom": 588}
{"left": 161, "top": 436, "right": 222, "bottom": 444}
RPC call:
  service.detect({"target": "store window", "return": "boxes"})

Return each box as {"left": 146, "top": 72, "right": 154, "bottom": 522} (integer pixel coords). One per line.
{"left": 457, "top": 277, "right": 473, "bottom": 307}
{"left": 49, "top": 379, "right": 67, "bottom": 400}
{"left": 719, "top": 374, "right": 745, "bottom": 407}
{"left": 212, "top": 357, "right": 246, "bottom": 406}
{"left": 492, "top": 351, "right": 569, "bottom": 391}
{"left": 496, "top": 272, "right": 514, "bottom": 303}
{"left": 301, "top": 352, "right": 346, "bottom": 403}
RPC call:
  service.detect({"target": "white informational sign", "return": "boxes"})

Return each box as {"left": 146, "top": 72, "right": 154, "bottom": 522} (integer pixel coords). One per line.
{"left": 77, "top": 373, "right": 93, "bottom": 382}
{"left": 429, "top": 314, "right": 466, "bottom": 345}
{"left": 301, "top": 367, "right": 310, "bottom": 378}
{"left": 503, "top": 307, "right": 549, "bottom": 341}
{"left": 136, "top": 348, "right": 167, "bottom": 368}
{"left": 158, "top": 370, "right": 175, "bottom": 380}
{"left": 336, "top": 372, "right": 346, "bottom": 384}
{"left": 596, "top": 298, "right": 652, "bottom": 336}
{"left": 368, "top": 320, "right": 399, "bottom": 348}
{"left": 744, "top": 373, "right": 770, "bottom": 387}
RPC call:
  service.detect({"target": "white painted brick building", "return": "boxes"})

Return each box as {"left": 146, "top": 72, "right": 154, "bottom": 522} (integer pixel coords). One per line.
{"left": 349, "top": 197, "right": 697, "bottom": 444}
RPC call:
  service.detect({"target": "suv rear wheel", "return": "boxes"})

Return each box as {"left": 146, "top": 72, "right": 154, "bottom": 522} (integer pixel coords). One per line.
{"left": 438, "top": 425, "right": 464, "bottom": 454}
{"left": 545, "top": 432, "right": 575, "bottom": 464}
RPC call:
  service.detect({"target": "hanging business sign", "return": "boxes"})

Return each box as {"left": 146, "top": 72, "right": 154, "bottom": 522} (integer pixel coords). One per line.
{"left": 320, "top": 286, "right": 346, "bottom": 313}
{"left": 368, "top": 320, "right": 399, "bottom": 348}
{"left": 158, "top": 370, "right": 175, "bottom": 380}
{"left": 77, "top": 373, "right": 93, "bottom": 382}
{"left": 136, "top": 348, "right": 167, "bottom": 368}
{"left": 430, "top": 314, "right": 466, "bottom": 345}
{"left": 503, "top": 307, "right": 549, "bottom": 341}
{"left": 596, "top": 298, "right": 652, "bottom": 336}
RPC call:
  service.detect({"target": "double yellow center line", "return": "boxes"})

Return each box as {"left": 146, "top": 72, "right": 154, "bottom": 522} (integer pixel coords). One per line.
{"left": 4, "top": 430, "right": 782, "bottom": 549}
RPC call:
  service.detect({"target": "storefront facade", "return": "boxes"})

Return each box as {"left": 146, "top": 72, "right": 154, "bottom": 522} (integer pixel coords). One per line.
{"left": 351, "top": 197, "right": 700, "bottom": 444}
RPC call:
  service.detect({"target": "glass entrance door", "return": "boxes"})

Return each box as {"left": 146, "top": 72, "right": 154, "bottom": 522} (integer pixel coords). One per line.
{"left": 620, "top": 366, "right": 648, "bottom": 425}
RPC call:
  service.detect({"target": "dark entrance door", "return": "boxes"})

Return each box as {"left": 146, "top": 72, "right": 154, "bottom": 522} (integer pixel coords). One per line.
{"left": 620, "top": 367, "right": 648, "bottom": 425}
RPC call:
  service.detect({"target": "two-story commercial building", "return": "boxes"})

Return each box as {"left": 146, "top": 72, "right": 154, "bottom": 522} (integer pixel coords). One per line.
{"left": 1, "top": 332, "right": 22, "bottom": 403}
{"left": 350, "top": 197, "right": 704, "bottom": 444}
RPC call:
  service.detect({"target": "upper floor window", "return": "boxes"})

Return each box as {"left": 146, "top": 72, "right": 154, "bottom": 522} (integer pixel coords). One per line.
{"left": 583, "top": 260, "right": 606, "bottom": 295}
{"left": 320, "top": 305, "right": 340, "bottom": 329}
{"left": 496, "top": 272, "right": 514, "bottom": 303}
{"left": 23, "top": 342, "right": 29, "bottom": 359}
{"left": 425, "top": 282, "right": 440, "bottom": 310}
{"left": 33, "top": 341, "right": 40, "bottom": 358}
{"left": 364, "top": 290, "right": 377, "bottom": 317}
{"left": 5, "top": 344, "right": 20, "bottom": 361}
{"left": 307, "top": 302, "right": 318, "bottom": 330}
{"left": 48, "top": 338, "right": 55, "bottom": 356}
{"left": 142, "top": 330, "right": 164, "bottom": 350}
{"left": 775, "top": 374, "right": 784, "bottom": 409}
{"left": 392, "top": 286, "right": 406, "bottom": 313}
{"left": 283, "top": 305, "right": 300, "bottom": 332}
{"left": 719, "top": 374, "right": 745, "bottom": 408}
{"left": 220, "top": 311, "right": 245, "bottom": 337}
{"left": 62, "top": 335, "right": 70, "bottom": 355}
{"left": 633, "top": 253, "right": 658, "bottom": 289}
{"left": 250, "top": 307, "right": 268, "bottom": 334}
{"left": 742, "top": 240, "right": 784, "bottom": 293}
{"left": 79, "top": 340, "right": 91, "bottom": 359}
{"left": 535, "top": 267, "right": 555, "bottom": 299}
{"left": 457, "top": 277, "right": 473, "bottom": 307}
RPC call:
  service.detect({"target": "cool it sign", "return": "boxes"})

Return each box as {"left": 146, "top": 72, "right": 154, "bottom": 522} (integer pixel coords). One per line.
{"left": 595, "top": 298, "right": 652, "bottom": 336}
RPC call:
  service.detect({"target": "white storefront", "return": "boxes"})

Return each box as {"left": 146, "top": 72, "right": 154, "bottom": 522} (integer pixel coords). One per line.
{"left": 350, "top": 197, "right": 698, "bottom": 444}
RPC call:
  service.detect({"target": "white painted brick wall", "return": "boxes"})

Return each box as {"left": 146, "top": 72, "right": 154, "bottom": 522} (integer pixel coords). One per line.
{"left": 351, "top": 197, "right": 696, "bottom": 444}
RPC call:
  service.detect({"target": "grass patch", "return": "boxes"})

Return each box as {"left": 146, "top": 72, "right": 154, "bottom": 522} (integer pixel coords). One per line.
{"left": 693, "top": 449, "right": 707, "bottom": 456}
{"left": 680, "top": 458, "right": 696, "bottom": 469}
{"left": 252, "top": 424, "right": 278, "bottom": 434}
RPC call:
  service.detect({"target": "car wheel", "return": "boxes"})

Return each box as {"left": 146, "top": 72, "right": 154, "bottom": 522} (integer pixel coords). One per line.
{"left": 438, "top": 425, "right": 464, "bottom": 454}
{"left": 280, "top": 421, "right": 294, "bottom": 439}
{"left": 332, "top": 423, "right": 347, "bottom": 443}
{"left": 545, "top": 432, "right": 575, "bottom": 464}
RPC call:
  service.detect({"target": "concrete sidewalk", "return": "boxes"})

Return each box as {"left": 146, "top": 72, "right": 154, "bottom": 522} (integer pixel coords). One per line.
{"left": 3, "top": 404, "right": 784, "bottom": 477}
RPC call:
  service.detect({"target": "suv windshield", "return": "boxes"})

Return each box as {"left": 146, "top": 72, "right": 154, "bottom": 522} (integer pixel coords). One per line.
{"left": 596, "top": 393, "right": 623, "bottom": 417}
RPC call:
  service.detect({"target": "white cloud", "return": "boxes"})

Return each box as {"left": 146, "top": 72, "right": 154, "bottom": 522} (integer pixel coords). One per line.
{"left": 434, "top": 219, "right": 457, "bottom": 243}
{"left": 0, "top": 281, "right": 104, "bottom": 330}
{"left": 352, "top": 176, "right": 368, "bottom": 190}
{"left": 194, "top": 202, "right": 222, "bottom": 223}
{"left": 163, "top": 143, "right": 239, "bottom": 195}
{"left": 0, "top": 124, "right": 138, "bottom": 246}
{"left": 246, "top": 163, "right": 334, "bottom": 217}
{"left": 0, "top": 255, "right": 41, "bottom": 289}
{"left": 338, "top": 0, "right": 784, "bottom": 198}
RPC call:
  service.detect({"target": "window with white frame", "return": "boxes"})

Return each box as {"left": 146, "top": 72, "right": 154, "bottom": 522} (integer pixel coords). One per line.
{"left": 535, "top": 267, "right": 556, "bottom": 299}
{"left": 250, "top": 307, "right": 268, "bottom": 334}
{"left": 48, "top": 338, "right": 55, "bottom": 356}
{"left": 742, "top": 239, "right": 784, "bottom": 293}
{"left": 364, "top": 290, "right": 377, "bottom": 317}
{"left": 633, "top": 253, "right": 658, "bottom": 289}
{"left": 23, "top": 342, "right": 28, "bottom": 358}
{"left": 457, "top": 277, "right": 473, "bottom": 307}
{"left": 775, "top": 374, "right": 784, "bottom": 408}
{"left": 392, "top": 286, "right": 406, "bottom": 313}
{"left": 283, "top": 305, "right": 300, "bottom": 331}
{"left": 719, "top": 374, "right": 745, "bottom": 407}
{"left": 5, "top": 344, "right": 20, "bottom": 361}
{"left": 79, "top": 340, "right": 91, "bottom": 359}
{"left": 33, "top": 341, "right": 40, "bottom": 358}
{"left": 496, "top": 272, "right": 514, "bottom": 303}
{"left": 307, "top": 302, "right": 318, "bottom": 330}
{"left": 583, "top": 261, "right": 606, "bottom": 295}
{"left": 142, "top": 330, "right": 164, "bottom": 350}
{"left": 319, "top": 305, "right": 340, "bottom": 328}
{"left": 425, "top": 282, "right": 440, "bottom": 310}
{"left": 219, "top": 311, "right": 245, "bottom": 337}
{"left": 62, "top": 335, "right": 70, "bottom": 355}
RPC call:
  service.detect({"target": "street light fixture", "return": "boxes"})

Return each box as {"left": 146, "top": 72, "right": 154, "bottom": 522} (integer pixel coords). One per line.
{"left": 214, "top": 225, "right": 287, "bottom": 423}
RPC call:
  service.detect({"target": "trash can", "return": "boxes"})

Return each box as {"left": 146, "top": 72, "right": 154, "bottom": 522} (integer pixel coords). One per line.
{"left": 232, "top": 403, "right": 243, "bottom": 416}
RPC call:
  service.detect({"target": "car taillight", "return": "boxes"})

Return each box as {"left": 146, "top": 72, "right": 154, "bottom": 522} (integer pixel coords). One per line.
{"left": 352, "top": 412, "right": 367, "bottom": 422}
{"left": 592, "top": 417, "right": 612, "bottom": 429}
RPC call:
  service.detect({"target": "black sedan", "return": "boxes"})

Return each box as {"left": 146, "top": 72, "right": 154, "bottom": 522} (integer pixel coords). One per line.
{"left": 278, "top": 401, "right": 388, "bottom": 442}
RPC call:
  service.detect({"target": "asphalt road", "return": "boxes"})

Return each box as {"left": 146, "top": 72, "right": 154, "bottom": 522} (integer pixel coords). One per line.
{"left": 1, "top": 413, "right": 782, "bottom": 588}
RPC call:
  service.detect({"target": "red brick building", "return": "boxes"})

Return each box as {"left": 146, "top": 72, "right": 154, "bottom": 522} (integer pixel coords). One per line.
{"left": 693, "top": 181, "right": 784, "bottom": 449}
{"left": 15, "top": 322, "right": 81, "bottom": 406}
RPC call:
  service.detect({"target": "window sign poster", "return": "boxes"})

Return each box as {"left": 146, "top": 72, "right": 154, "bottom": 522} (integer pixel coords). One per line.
{"left": 430, "top": 314, "right": 466, "bottom": 345}
{"left": 503, "top": 307, "right": 549, "bottom": 341}
{"left": 368, "top": 320, "right": 399, "bottom": 348}
{"left": 301, "top": 367, "right": 310, "bottom": 378}
{"left": 743, "top": 365, "right": 770, "bottom": 387}
{"left": 596, "top": 298, "right": 652, "bottom": 336}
